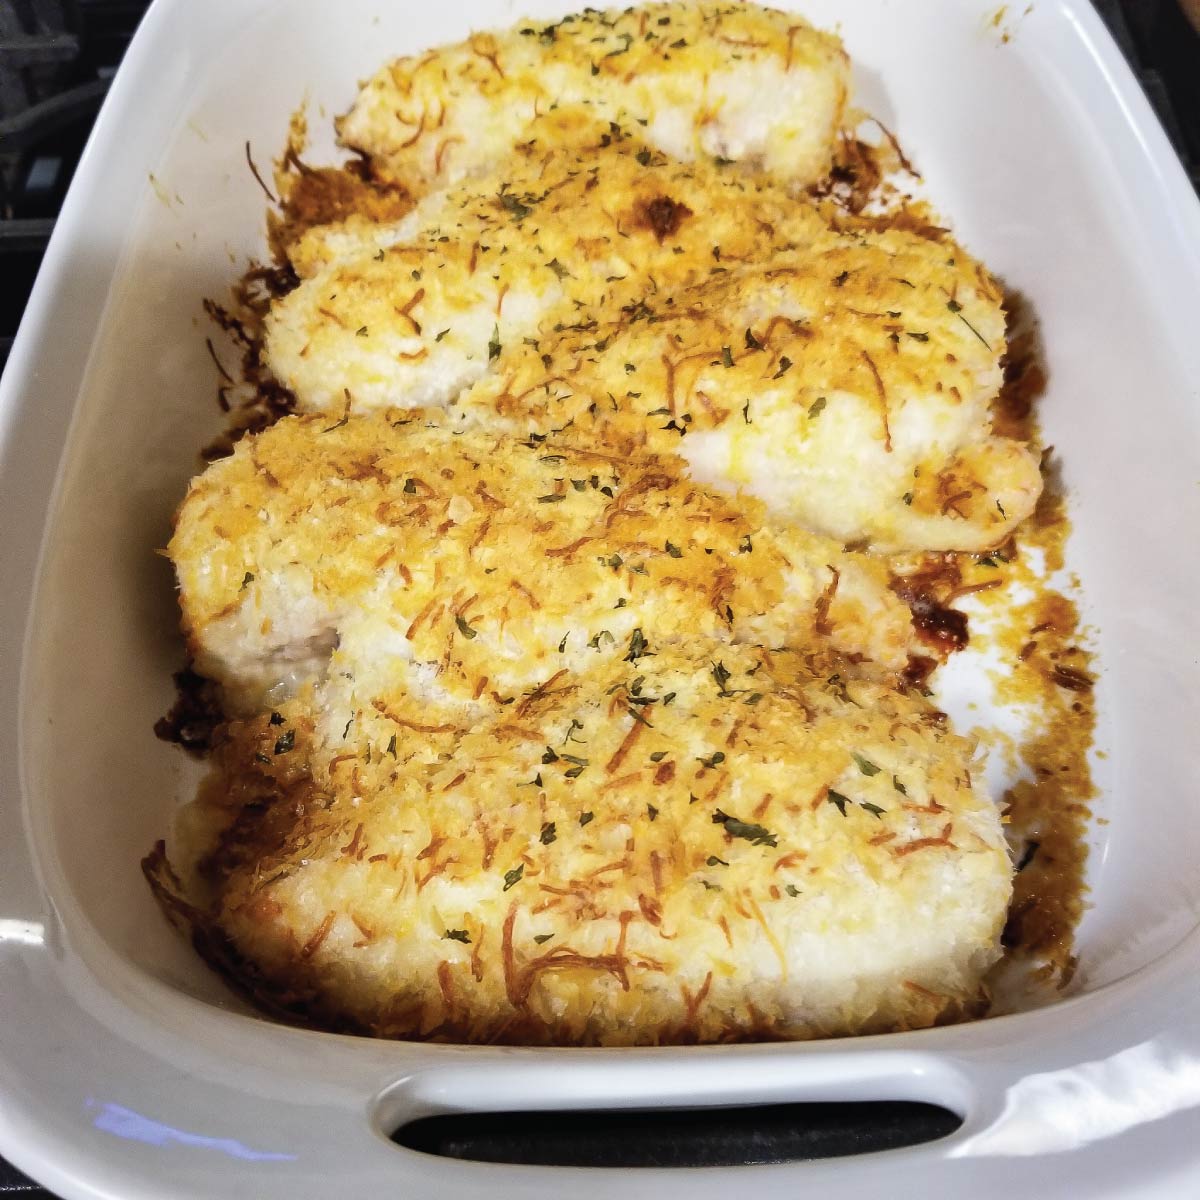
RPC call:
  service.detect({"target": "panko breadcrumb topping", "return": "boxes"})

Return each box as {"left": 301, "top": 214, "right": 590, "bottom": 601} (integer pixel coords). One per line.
{"left": 149, "top": 0, "right": 1095, "bottom": 1044}
{"left": 150, "top": 641, "right": 1008, "bottom": 1043}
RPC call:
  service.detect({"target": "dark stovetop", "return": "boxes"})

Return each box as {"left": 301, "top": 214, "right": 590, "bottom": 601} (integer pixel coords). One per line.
{"left": 0, "top": 1, "right": 1197, "bottom": 1194}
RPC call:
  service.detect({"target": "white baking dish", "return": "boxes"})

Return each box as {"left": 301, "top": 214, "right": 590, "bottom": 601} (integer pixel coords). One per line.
{"left": 3, "top": 0, "right": 1200, "bottom": 1195}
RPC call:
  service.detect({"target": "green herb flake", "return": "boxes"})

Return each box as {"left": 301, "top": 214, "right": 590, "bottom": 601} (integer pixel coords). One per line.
{"left": 455, "top": 614, "right": 478, "bottom": 640}
{"left": 698, "top": 750, "right": 726, "bottom": 769}
{"left": 711, "top": 661, "right": 732, "bottom": 693}
{"left": 273, "top": 729, "right": 295, "bottom": 755}
{"left": 860, "top": 801, "right": 886, "bottom": 819}
{"left": 665, "top": 540, "right": 683, "bottom": 558}
{"left": 269, "top": 711, "right": 284, "bottom": 725}
{"left": 785, "top": 883, "right": 800, "bottom": 897}
{"left": 893, "top": 776, "right": 908, "bottom": 795}
{"left": 947, "top": 298, "right": 992, "bottom": 348}
{"left": 533, "top": 933, "right": 554, "bottom": 944}
{"left": 707, "top": 855, "right": 729, "bottom": 867}
{"left": 649, "top": 751, "right": 668, "bottom": 763}
{"left": 240, "top": 571, "right": 255, "bottom": 590}
{"left": 403, "top": 478, "right": 417, "bottom": 494}
{"left": 579, "top": 811, "right": 594, "bottom": 827}
{"left": 355, "top": 325, "right": 368, "bottom": 337}
{"left": 488, "top": 324, "right": 502, "bottom": 361}
{"left": 636, "top": 148, "right": 652, "bottom": 167}
{"left": 605, "top": 31, "right": 634, "bottom": 56}
{"left": 625, "top": 627, "right": 649, "bottom": 662}
{"left": 537, "top": 492, "right": 566, "bottom": 503}
{"left": 499, "top": 192, "right": 532, "bottom": 220}
{"left": 773, "top": 356, "right": 792, "bottom": 379}
{"left": 712, "top": 809, "right": 777, "bottom": 847}
{"left": 546, "top": 257, "right": 571, "bottom": 280}
{"left": 387, "top": 734, "right": 397, "bottom": 758}
{"left": 827, "top": 789, "right": 851, "bottom": 816}
{"left": 852, "top": 752, "right": 881, "bottom": 777}
{"left": 626, "top": 704, "right": 653, "bottom": 728}
{"left": 721, "top": 345, "right": 734, "bottom": 368}
{"left": 647, "top": 804, "right": 658, "bottom": 822}
{"left": 540, "top": 821, "right": 557, "bottom": 845}
{"left": 502, "top": 864, "right": 525, "bottom": 891}
{"left": 435, "top": 328, "right": 450, "bottom": 342}
{"left": 902, "top": 491, "right": 914, "bottom": 506}
{"left": 809, "top": 396, "right": 827, "bottom": 418}
{"left": 443, "top": 928, "right": 471, "bottom": 943}
{"left": 906, "top": 331, "right": 929, "bottom": 343}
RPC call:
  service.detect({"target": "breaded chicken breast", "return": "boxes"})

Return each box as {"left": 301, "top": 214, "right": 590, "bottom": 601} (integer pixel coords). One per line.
{"left": 458, "top": 228, "right": 1042, "bottom": 553}
{"left": 160, "top": 642, "right": 1009, "bottom": 1044}
{"left": 265, "top": 109, "right": 1038, "bottom": 554}
{"left": 170, "top": 414, "right": 919, "bottom": 715}
{"left": 339, "top": 2, "right": 849, "bottom": 193}
{"left": 265, "top": 122, "right": 827, "bottom": 414}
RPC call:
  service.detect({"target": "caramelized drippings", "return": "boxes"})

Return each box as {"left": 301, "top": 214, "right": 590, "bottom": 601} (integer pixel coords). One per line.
{"left": 634, "top": 194, "right": 693, "bottom": 242}
{"left": 153, "top": 665, "right": 224, "bottom": 754}
{"left": 267, "top": 158, "right": 413, "bottom": 263}
{"left": 972, "top": 304, "right": 1095, "bottom": 984}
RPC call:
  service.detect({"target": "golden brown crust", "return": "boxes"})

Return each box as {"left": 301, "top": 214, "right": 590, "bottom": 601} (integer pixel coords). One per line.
{"left": 171, "top": 413, "right": 921, "bottom": 712}
{"left": 165, "top": 644, "right": 1009, "bottom": 1045}
{"left": 148, "top": 1, "right": 1097, "bottom": 1043}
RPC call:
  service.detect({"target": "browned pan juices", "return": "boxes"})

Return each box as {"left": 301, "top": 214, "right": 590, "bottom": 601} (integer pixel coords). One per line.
{"left": 812, "top": 138, "right": 1095, "bottom": 988}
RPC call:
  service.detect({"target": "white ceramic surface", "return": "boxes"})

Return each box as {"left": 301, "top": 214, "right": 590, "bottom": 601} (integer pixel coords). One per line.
{"left": 2, "top": 0, "right": 1200, "bottom": 1196}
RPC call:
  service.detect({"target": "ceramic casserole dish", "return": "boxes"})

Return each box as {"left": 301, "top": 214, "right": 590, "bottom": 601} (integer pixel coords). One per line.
{"left": 2, "top": 0, "right": 1200, "bottom": 1195}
